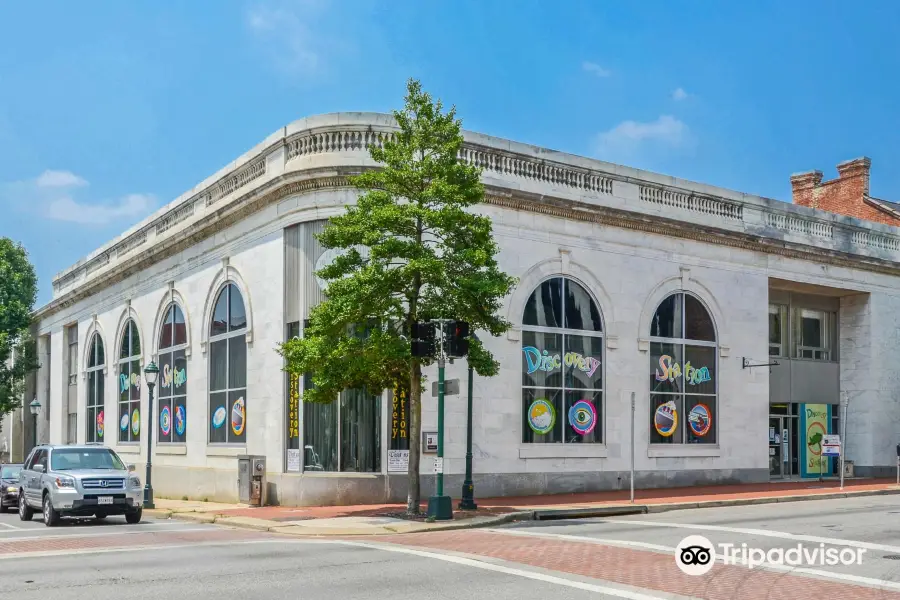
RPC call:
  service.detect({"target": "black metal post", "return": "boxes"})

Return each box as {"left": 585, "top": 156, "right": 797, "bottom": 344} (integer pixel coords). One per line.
{"left": 459, "top": 364, "right": 477, "bottom": 510}
{"left": 143, "top": 383, "right": 155, "bottom": 509}
{"left": 32, "top": 413, "right": 37, "bottom": 450}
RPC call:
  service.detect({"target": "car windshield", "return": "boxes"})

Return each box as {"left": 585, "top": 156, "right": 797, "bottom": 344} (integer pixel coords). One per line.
{"left": 0, "top": 466, "right": 21, "bottom": 479}
{"left": 50, "top": 449, "right": 125, "bottom": 471}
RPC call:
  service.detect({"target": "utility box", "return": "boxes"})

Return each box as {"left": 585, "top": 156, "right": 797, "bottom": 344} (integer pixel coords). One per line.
{"left": 238, "top": 455, "right": 267, "bottom": 506}
{"left": 843, "top": 460, "right": 854, "bottom": 478}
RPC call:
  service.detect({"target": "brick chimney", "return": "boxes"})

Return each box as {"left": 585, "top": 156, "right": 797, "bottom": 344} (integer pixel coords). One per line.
{"left": 789, "top": 157, "right": 895, "bottom": 224}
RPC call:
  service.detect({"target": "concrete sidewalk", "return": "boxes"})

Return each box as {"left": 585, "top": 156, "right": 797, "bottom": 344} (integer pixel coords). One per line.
{"left": 145, "top": 477, "right": 900, "bottom": 536}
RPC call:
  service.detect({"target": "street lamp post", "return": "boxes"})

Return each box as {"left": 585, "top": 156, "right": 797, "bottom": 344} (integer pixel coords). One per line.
{"left": 143, "top": 362, "right": 159, "bottom": 509}
{"left": 459, "top": 334, "right": 478, "bottom": 511}
{"left": 29, "top": 398, "right": 41, "bottom": 450}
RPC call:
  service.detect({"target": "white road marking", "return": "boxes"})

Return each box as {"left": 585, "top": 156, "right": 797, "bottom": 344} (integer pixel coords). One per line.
{"left": 0, "top": 521, "right": 22, "bottom": 530}
{"left": 0, "top": 539, "right": 327, "bottom": 560}
{"left": 495, "top": 528, "right": 900, "bottom": 592}
{"left": 599, "top": 518, "right": 900, "bottom": 554}
{"left": 340, "top": 540, "right": 669, "bottom": 600}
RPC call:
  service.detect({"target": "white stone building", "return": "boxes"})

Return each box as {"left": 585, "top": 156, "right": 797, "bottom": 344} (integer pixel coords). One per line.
{"left": 28, "top": 113, "right": 900, "bottom": 505}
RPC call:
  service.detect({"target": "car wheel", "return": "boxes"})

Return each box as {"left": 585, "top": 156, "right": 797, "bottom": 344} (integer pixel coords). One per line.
{"left": 0, "top": 503, "right": 7, "bottom": 513}
{"left": 18, "top": 493, "right": 33, "bottom": 522}
{"left": 125, "top": 508, "right": 143, "bottom": 524}
{"left": 42, "top": 494, "right": 60, "bottom": 527}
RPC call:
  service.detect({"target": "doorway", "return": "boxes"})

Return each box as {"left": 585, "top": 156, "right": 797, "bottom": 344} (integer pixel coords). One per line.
{"left": 769, "top": 415, "right": 791, "bottom": 478}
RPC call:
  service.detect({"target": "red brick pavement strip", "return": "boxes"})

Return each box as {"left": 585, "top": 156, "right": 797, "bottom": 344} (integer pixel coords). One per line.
{"left": 373, "top": 530, "right": 900, "bottom": 600}
{"left": 0, "top": 529, "right": 269, "bottom": 556}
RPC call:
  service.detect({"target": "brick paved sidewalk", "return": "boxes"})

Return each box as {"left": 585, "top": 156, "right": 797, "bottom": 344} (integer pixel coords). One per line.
{"left": 155, "top": 477, "right": 899, "bottom": 523}
{"left": 375, "top": 529, "right": 900, "bottom": 600}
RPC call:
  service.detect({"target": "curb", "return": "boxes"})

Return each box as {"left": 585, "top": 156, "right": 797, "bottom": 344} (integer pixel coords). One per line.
{"left": 531, "top": 506, "right": 648, "bottom": 520}
{"left": 644, "top": 487, "right": 900, "bottom": 514}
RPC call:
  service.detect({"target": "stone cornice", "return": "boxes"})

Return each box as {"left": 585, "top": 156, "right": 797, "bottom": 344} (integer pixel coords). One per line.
{"left": 40, "top": 112, "right": 900, "bottom": 320}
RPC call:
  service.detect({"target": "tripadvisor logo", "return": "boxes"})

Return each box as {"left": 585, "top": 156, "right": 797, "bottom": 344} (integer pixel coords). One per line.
{"left": 675, "top": 535, "right": 867, "bottom": 575}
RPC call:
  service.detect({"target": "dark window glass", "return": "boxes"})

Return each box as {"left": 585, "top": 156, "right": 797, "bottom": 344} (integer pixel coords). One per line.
{"left": 120, "top": 322, "right": 131, "bottom": 360}
{"left": 523, "top": 278, "right": 563, "bottom": 328}
{"left": 650, "top": 342, "right": 683, "bottom": 394}
{"left": 210, "top": 340, "right": 228, "bottom": 392}
{"left": 229, "top": 285, "right": 247, "bottom": 331}
{"left": 160, "top": 305, "right": 175, "bottom": 350}
{"left": 564, "top": 280, "right": 603, "bottom": 332}
{"left": 685, "top": 396, "right": 716, "bottom": 444}
{"left": 564, "top": 390, "right": 602, "bottom": 444}
{"left": 522, "top": 388, "right": 562, "bottom": 443}
{"left": 211, "top": 289, "right": 228, "bottom": 337}
{"left": 650, "top": 294, "right": 682, "bottom": 339}
{"left": 521, "top": 330, "right": 563, "bottom": 389}
{"left": 228, "top": 336, "right": 247, "bottom": 389}
{"left": 683, "top": 345, "right": 716, "bottom": 395}
{"left": 769, "top": 310, "right": 781, "bottom": 345}
{"left": 304, "top": 400, "right": 338, "bottom": 471}
{"left": 130, "top": 324, "right": 141, "bottom": 357}
{"left": 173, "top": 304, "right": 187, "bottom": 346}
{"left": 209, "top": 392, "right": 227, "bottom": 444}
{"left": 685, "top": 295, "right": 715, "bottom": 342}
{"left": 801, "top": 315, "right": 822, "bottom": 348}
{"left": 339, "top": 389, "right": 381, "bottom": 473}
{"left": 564, "top": 334, "right": 603, "bottom": 390}
{"left": 158, "top": 350, "right": 173, "bottom": 398}
{"left": 228, "top": 390, "right": 246, "bottom": 444}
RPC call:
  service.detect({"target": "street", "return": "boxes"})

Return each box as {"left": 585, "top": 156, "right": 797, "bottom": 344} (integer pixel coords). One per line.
{"left": 3, "top": 496, "right": 900, "bottom": 599}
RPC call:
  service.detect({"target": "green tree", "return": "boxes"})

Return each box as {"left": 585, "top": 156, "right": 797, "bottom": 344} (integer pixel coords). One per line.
{"left": 280, "top": 79, "right": 516, "bottom": 514}
{"left": 0, "top": 238, "right": 39, "bottom": 427}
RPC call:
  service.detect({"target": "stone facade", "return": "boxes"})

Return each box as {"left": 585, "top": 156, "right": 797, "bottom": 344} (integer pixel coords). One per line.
{"left": 29, "top": 113, "right": 900, "bottom": 505}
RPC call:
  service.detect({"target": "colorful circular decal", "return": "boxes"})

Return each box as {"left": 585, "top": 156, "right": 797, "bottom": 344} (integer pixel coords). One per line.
{"left": 807, "top": 421, "right": 826, "bottom": 456}
{"left": 527, "top": 398, "right": 556, "bottom": 435}
{"left": 231, "top": 397, "right": 246, "bottom": 436}
{"left": 120, "top": 413, "right": 129, "bottom": 431}
{"left": 175, "top": 405, "right": 186, "bottom": 436}
{"left": 131, "top": 409, "right": 140, "bottom": 436}
{"left": 159, "top": 406, "right": 172, "bottom": 436}
{"left": 212, "top": 406, "right": 227, "bottom": 429}
{"left": 688, "top": 404, "right": 711, "bottom": 437}
{"left": 568, "top": 400, "right": 597, "bottom": 436}
{"left": 97, "top": 410, "right": 104, "bottom": 438}
{"left": 654, "top": 400, "right": 678, "bottom": 437}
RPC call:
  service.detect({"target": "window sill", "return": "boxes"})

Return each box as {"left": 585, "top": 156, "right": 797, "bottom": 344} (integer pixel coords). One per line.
{"left": 116, "top": 445, "right": 142, "bottom": 455}
{"left": 156, "top": 445, "right": 188, "bottom": 455}
{"left": 206, "top": 446, "right": 246, "bottom": 457}
{"left": 299, "top": 471, "right": 381, "bottom": 478}
{"left": 519, "top": 445, "right": 608, "bottom": 459}
{"left": 647, "top": 445, "right": 720, "bottom": 458}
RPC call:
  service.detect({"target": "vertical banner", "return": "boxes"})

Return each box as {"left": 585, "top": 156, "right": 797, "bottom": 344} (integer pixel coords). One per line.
{"left": 800, "top": 403, "right": 831, "bottom": 478}
{"left": 388, "top": 382, "right": 410, "bottom": 472}
{"left": 285, "top": 322, "right": 301, "bottom": 472}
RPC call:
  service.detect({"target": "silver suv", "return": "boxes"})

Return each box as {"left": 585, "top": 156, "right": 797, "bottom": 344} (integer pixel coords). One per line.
{"left": 18, "top": 444, "right": 144, "bottom": 526}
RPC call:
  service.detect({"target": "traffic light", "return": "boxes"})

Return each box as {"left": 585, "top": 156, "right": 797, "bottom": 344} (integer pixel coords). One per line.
{"left": 446, "top": 320, "right": 470, "bottom": 357}
{"left": 411, "top": 321, "right": 436, "bottom": 358}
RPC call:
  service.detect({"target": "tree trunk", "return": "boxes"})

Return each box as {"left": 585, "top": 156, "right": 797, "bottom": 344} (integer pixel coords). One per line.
{"left": 406, "top": 361, "right": 422, "bottom": 514}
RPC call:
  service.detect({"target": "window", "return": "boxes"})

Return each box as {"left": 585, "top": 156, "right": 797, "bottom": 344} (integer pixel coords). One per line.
{"left": 769, "top": 304, "right": 787, "bottom": 357}
{"left": 50, "top": 447, "right": 125, "bottom": 471}
{"left": 521, "top": 277, "right": 604, "bottom": 444}
{"left": 85, "top": 333, "right": 105, "bottom": 443}
{"left": 66, "top": 325, "right": 78, "bottom": 444}
{"left": 209, "top": 284, "right": 247, "bottom": 445}
{"left": 794, "top": 308, "right": 835, "bottom": 361}
{"left": 118, "top": 319, "right": 142, "bottom": 443}
{"left": 158, "top": 304, "right": 188, "bottom": 444}
{"left": 286, "top": 322, "right": 300, "bottom": 454}
{"left": 303, "top": 387, "right": 381, "bottom": 472}
{"left": 650, "top": 292, "right": 717, "bottom": 445}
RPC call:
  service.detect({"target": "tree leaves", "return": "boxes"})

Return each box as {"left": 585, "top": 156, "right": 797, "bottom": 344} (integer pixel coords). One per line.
{"left": 0, "top": 238, "right": 38, "bottom": 423}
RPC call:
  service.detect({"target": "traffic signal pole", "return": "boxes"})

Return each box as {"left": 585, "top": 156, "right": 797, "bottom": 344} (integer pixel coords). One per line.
{"left": 427, "top": 319, "right": 453, "bottom": 520}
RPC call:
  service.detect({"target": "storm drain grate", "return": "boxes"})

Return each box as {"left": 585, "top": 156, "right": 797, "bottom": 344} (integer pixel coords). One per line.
{"left": 882, "top": 555, "right": 900, "bottom": 560}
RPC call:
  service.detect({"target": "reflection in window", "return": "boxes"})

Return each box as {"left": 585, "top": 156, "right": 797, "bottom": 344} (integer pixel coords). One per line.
{"left": 158, "top": 303, "right": 188, "bottom": 444}
{"left": 522, "top": 277, "right": 603, "bottom": 444}
{"left": 118, "top": 320, "right": 141, "bottom": 443}
{"left": 649, "top": 292, "right": 717, "bottom": 445}
{"left": 794, "top": 308, "right": 834, "bottom": 360}
{"left": 208, "top": 284, "right": 247, "bottom": 445}
{"left": 86, "top": 333, "right": 105, "bottom": 444}
{"left": 769, "top": 304, "right": 787, "bottom": 357}
{"left": 303, "top": 387, "right": 381, "bottom": 472}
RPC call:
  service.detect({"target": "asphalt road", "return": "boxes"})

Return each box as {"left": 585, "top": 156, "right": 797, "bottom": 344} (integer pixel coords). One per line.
{"left": 3, "top": 494, "right": 900, "bottom": 599}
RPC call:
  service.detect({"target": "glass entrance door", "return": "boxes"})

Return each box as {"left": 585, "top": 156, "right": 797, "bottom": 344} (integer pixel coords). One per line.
{"left": 769, "top": 416, "right": 785, "bottom": 478}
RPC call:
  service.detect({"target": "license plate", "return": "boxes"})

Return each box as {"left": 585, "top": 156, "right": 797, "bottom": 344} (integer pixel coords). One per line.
{"left": 97, "top": 496, "right": 113, "bottom": 505}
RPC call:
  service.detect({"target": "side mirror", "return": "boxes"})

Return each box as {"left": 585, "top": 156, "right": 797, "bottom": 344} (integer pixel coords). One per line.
{"left": 127, "top": 464, "right": 136, "bottom": 472}
{"left": 33, "top": 464, "right": 45, "bottom": 474}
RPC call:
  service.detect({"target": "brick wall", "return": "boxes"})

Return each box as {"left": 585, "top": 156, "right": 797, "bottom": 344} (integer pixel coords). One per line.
{"left": 790, "top": 157, "right": 900, "bottom": 226}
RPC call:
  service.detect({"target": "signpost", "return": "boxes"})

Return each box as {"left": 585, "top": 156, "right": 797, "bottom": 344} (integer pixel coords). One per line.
{"left": 630, "top": 391, "right": 635, "bottom": 504}
{"left": 823, "top": 434, "right": 841, "bottom": 485}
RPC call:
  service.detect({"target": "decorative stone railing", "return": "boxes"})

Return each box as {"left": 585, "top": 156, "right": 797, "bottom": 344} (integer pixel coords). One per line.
{"left": 50, "top": 116, "right": 900, "bottom": 298}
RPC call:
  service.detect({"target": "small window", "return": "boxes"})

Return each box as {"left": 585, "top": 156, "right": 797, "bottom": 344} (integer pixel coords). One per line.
{"left": 793, "top": 308, "right": 835, "bottom": 361}
{"left": 209, "top": 284, "right": 247, "bottom": 445}
{"left": 118, "top": 319, "right": 142, "bottom": 443}
{"left": 86, "top": 333, "right": 106, "bottom": 443}
{"left": 158, "top": 304, "right": 188, "bottom": 444}
{"left": 769, "top": 304, "right": 787, "bottom": 357}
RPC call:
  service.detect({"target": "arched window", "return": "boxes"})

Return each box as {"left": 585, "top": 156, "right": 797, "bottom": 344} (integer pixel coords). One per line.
{"left": 649, "top": 292, "right": 717, "bottom": 445}
{"left": 86, "top": 333, "right": 105, "bottom": 443}
{"left": 118, "top": 319, "right": 142, "bottom": 443}
{"left": 209, "top": 283, "right": 247, "bottom": 445}
{"left": 521, "top": 277, "right": 603, "bottom": 444}
{"left": 158, "top": 304, "right": 188, "bottom": 444}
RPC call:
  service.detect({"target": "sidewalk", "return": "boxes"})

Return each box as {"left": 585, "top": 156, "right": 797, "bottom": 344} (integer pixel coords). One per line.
{"left": 145, "top": 477, "right": 900, "bottom": 536}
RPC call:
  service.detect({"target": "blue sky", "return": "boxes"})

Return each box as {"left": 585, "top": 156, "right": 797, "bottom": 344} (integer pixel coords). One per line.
{"left": 2, "top": 1, "right": 900, "bottom": 306}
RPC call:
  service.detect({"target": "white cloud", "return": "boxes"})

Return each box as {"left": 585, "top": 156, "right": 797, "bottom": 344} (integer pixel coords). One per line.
{"left": 593, "top": 115, "right": 691, "bottom": 160}
{"left": 47, "top": 193, "right": 155, "bottom": 225}
{"left": 36, "top": 170, "right": 88, "bottom": 188}
{"left": 246, "top": 0, "right": 329, "bottom": 76}
{"left": 582, "top": 61, "right": 611, "bottom": 77}
{"left": 1, "top": 171, "right": 155, "bottom": 226}
{"left": 672, "top": 87, "right": 689, "bottom": 101}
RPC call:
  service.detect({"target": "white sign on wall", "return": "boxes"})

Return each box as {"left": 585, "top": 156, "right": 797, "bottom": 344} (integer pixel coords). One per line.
{"left": 823, "top": 434, "right": 841, "bottom": 457}
{"left": 433, "top": 457, "right": 444, "bottom": 474}
{"left": 286, "top": 449, "right": 301, "bottom": 472}
{"left": 388, "top": 450, "right": 409, "bottom": 473}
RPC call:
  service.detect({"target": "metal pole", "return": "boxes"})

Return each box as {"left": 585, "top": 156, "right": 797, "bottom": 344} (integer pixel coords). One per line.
{"left": 32, "top": 413, "right": 37, "bottom": 450}
{"left": 630, "top": 392, "right": 635, "bottom": 504}
{"left": 437, "top": 355, "right": 445, "bottom": 498}
{"left": 143, "top": 384, "right": 155, "bottom": 509}
{"left": 459, "top": 363, "right": 477, "bottom": 510}
{"left": 427, "top": 320, "right": 451, "bottom": 520}
{"left": 840, "top": 396, "right": 848, "bottom": 490}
